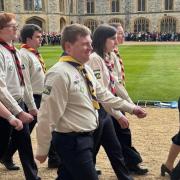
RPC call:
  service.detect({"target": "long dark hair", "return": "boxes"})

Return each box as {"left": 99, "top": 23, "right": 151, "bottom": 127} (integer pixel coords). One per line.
{"left": 92, "top": 24, "right": 117, "bottom": 58}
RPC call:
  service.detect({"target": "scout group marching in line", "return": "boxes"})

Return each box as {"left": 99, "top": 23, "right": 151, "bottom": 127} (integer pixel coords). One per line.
{"left": 0, "top": 12, "right": 179, "bottom": 180}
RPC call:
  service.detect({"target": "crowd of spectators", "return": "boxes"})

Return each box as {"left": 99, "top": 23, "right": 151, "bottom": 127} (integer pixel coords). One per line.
{"left": 124, "top": 31, "right": 180, "bottom": 42}
{"left": 41, "top": 32, "right": 61, "bottom": 46}
{"left": 40, "top": 31, "right": 180, "bottom": 46}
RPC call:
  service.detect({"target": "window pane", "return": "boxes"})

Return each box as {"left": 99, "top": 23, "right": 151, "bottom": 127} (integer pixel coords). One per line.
{"left": 70, "top": 0, "right": 73, "bottom": 13}
{"left": 116, "top": 0, "right": 119, "bottom": 12}
{"left": 60, "top": 0, "right": 64, "bottom": 12}
{"left": 87, "top": 0, "right": 94, "bottom": 14}
{"left": 0, "top": 0, "right": 4, "bottom": 11}
{"left": 169, "top": 0, "right": 173, "bottom": 10}
{"left": 34, "top": 0, "right": 42, "bottom": 11}
{"left": 112, "top": 1, "right": 116, "bottom": 12}
{"left": 24, "top": 0, "right": 33, "bottom": 10}
{"left": 161, "top": 17, "right": 176, "bottom": 33}
{"left": 138, "top": 0, "right": 141, "bottom": 11}
{"left": 142, "top": 0, "right": 145, "bottom": 11}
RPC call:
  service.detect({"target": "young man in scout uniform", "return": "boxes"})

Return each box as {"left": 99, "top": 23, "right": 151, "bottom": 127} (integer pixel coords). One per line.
{"left": 0, "top": 12, "right": 40, "bottom": 180}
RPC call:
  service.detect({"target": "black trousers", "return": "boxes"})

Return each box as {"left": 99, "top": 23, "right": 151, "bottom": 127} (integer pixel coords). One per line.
{"left": 52, "top": 131, "right": 98, "bottom": 180}
{"left": 29, "top": 94, "right": 42, "bottom": 132}
{"left": 94, "top": 107, "right": 133, "bottom": 180}
{"left": 0, "top": 101, "right": 39, "bottom": 180}
{"left": 112, "top": 115, "right": 142, "bottom": 167}
{"left": 2, "top": 95, "right": 42, "bottom": 161}
{"left": 171, "top": 160, "right": 180, "bottom": 180}
{"left": 172, "top": 131, "right": 180, "bottom": 146}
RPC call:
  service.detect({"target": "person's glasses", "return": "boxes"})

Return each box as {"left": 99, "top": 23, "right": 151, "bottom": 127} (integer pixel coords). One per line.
{"left": 4, "top": 24, "right": 19, "bottom": 29}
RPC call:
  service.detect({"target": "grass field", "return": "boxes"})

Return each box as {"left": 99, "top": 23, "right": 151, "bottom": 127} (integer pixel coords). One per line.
{"left": 37, "top": 44, "right": 180, "bottom": 102}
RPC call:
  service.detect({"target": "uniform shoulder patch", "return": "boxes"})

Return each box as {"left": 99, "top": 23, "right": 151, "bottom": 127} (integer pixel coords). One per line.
{"left": 93, "top": 69, "right": 101, "bottom": 79}
{"left": 43, "top": 85, "right": 52, "bottom": 95}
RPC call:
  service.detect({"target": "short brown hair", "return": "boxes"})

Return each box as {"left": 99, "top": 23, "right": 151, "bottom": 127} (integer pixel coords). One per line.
{"left": 61, "top": 23, "right": 91, "bottom": 50}
{"left": 0, "top": 13, "right": 16, "bottom": 29}
{"left": 109, "top": 23, "right": 122, "bottom": 29}
{"left": 20, "top": 24, "right": 42, "bottom": 43}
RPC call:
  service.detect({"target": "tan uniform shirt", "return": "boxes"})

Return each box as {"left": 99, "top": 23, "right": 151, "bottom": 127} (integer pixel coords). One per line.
{"left": 20, "top": 48, "right": 45, "bottom": 108}
{"left": 111, "top": 52, "right": 134, "bottom": 104}
{"left": 36, "top": 61, "right": 135, "bottom": 156}
{"left": 87, "top": 52, "right": 133, "bottom": 120}
{"left": 0, "top": 45, "right": 35, "bottom": 115}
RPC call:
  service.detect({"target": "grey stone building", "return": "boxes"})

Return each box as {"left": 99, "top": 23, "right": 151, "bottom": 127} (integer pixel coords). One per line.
{"left": 0, "top": 0, "right": 179, "bottom": 33}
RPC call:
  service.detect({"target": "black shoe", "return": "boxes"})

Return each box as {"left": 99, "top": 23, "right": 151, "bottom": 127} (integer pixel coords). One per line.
{"left": 161, "top": 164, "right": 172, "bottom": 177}
{"left": 48, "top": 158, "right": 61, "bottom": 169}
{"left": 129, "top": 164, "right": 148, "bottom": 175}
{"left": 0, "top": 159, "right": 20, "bottom": 171}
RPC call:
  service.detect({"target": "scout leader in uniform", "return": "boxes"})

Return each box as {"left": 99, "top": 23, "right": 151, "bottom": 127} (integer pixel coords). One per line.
{"left": 35, "top": 23, "right": 147, "bottom": 180}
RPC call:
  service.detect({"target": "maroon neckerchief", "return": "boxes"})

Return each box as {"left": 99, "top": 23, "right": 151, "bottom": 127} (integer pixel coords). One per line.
{"left": 104, "top": 54, "right": 116, "bottom": 94}
{"left": 0, "top": 38, "right": 25, "bottom": 86}
{"left": 21, "top": 44, "right": 46, "bottom": 73}
{"left": 114, "top": 48, "right": 125, "bottom": 86}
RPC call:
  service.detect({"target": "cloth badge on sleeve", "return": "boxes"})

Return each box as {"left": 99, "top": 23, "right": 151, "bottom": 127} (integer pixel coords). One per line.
{"left": 21, "top": 64, "right": 25, "bottom": 70}
{"left": 43, "top": 85, "right": 52, "bottom": 95}
{"left": 94, "top": 69, "right": 101, "bottom": 79}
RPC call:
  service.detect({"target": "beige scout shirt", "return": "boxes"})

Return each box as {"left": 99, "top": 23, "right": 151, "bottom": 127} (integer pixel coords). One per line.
{"left": 0, "top": 45, "right": 36, "bottom": 115}
{"left": 36, "top": 61, "right": 135, "bottom": 156}
{"left": 87, "top": 52, "right": 133, "bottom": 120}
{"left": 111, "top": 52, "right": 134, "bottom": 104}
{"left": 20, "top": 48, "right": 45, "bottom": 108}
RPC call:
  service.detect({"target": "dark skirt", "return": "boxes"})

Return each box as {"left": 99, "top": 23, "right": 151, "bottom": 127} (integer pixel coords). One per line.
{"left": 172, "top": 131, "right": 180, "bottom": 145}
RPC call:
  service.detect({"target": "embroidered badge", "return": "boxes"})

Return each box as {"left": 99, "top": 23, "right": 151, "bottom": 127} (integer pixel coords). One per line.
{"left": 74, "top": 80, "right": 80, "bottom": 84}
{"left": 21, "top": 64, "right": 25, "bottom": 70}
{"left": 43, "top": 86, "right": 52, "bottom": 95}
{"left": 80, "top": 86, "right": 85, "bottom": 93}
{"left": 8, "top": 65, "right": 13, "bottom": 71}
{"left": 94, "top": 69, "right": 101, "bottom": 79}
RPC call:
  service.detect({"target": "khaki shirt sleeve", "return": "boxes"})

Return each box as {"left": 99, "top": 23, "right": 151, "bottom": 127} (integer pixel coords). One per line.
{"left": 112, "top": 52, "right": 134, "bottom": 104}
{"left": 0, "top": 53, "right": 22, "bottom": 115}
{"left": 21, "top": 53, "right": 37, "bottom": 110}
{"left": 103, "top": 106, "right": 123, "bottom": 120}
{"left": 115, "top": 82, "right": 134, "bottom": 104}
{"left": 89, "top": 69, "right": 135, "bottom": 114}
{"left": 87, "top": 55, "right": 106, "bottom": 87}
{"left": 36, "top": 72, "right": 68, "bottom": 156}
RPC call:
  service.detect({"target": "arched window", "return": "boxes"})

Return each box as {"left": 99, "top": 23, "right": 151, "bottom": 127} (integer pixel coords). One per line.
{"left": 165, "top": 0, "right": 173, "bottom": 10}
{"left": 137, "top": 0, "right": 145, "bottom": 11}
{"left": 87, "top": 0, "right": 94, "bottom": 14}
{"left": 109, "top": 18, "right": 124, "bottom": 27}
{"left": 60, "top": 18, "right": 66, "bottom": 31}
{"left": 26, "top": 17, "right": 43, "bottom": 28}
{"left": 24, "top": 0, "right": 44, "bottom": 11}
{"left": 134, "top": 17, "right": 149, "bottom": 32}
{"left": 111, "top": 0, "right": 120, "bottom": 12}
{"left": 84, "top": 19, "right": 97, "bottom": 33}
{"left": 59, "top": 0, "right": 64, "bottom": 12}
{"left": 161, "top": 16, "right": 176, "bottom": 33}
{"left": 0, "top": 0, "right": 4, "bottom": 11}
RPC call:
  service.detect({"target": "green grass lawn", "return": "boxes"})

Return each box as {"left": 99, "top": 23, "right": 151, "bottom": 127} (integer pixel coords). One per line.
{"left": 37, "top": 44, "right": 180, "bottom": 102}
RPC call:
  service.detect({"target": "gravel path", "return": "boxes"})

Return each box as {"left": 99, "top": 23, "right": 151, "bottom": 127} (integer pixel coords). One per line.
{"left": 0, "top": 108, "right": 180, "bottom": 180}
